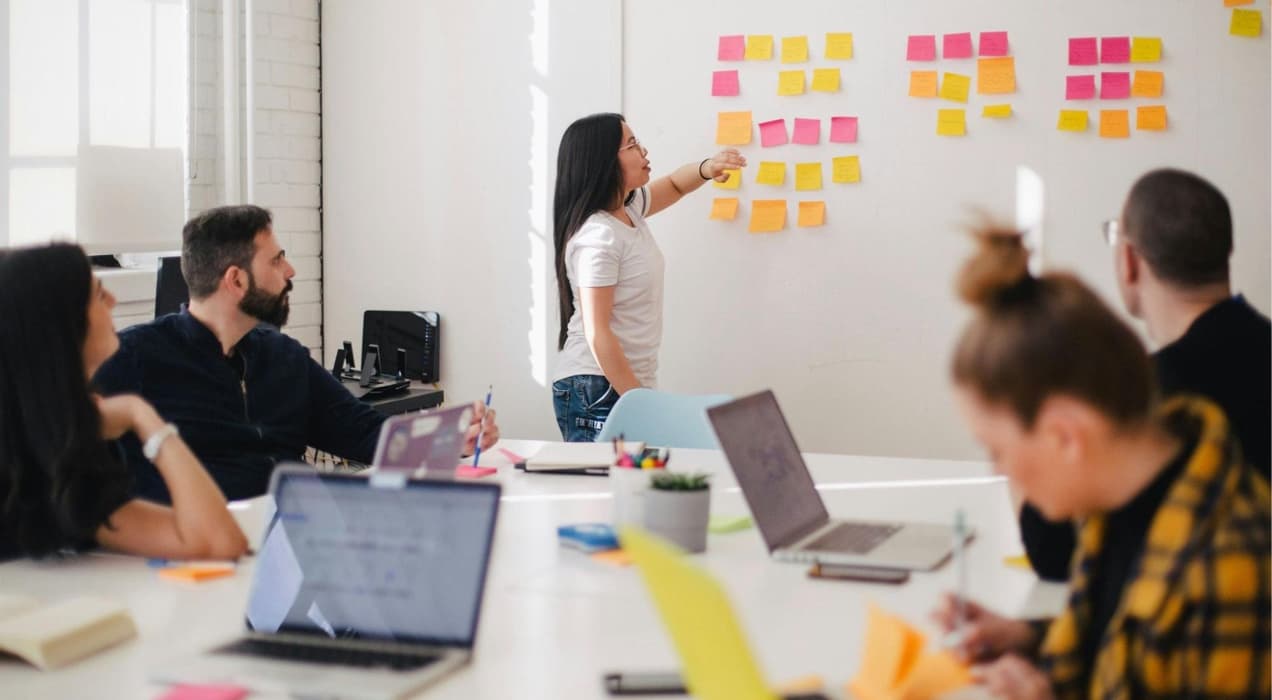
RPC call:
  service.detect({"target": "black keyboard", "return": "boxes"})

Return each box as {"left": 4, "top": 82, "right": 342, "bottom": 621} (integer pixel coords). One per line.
{"left": 804, "top": 522, "right": 902, "bottom": 554}
{"left": 216, "top": 637, "right": 440, "bottom": 671}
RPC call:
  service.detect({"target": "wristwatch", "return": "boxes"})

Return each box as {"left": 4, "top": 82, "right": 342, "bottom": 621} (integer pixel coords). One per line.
{"left": 143, "top": 423, "right": 180, "bottom": 461}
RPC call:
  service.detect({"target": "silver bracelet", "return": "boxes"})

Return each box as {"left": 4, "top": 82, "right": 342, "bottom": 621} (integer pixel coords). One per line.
{"left": 142, "top": 423, "right": 180, "bottom": 461}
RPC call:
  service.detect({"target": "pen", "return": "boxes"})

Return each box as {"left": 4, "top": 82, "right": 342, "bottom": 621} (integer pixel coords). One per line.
{"left": 471, "top": 385, "right": 492, "bottom": 467}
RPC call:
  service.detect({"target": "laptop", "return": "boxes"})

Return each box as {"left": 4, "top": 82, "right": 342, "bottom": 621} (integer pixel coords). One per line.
{"left": 372, "top": 403, "right": 471, "bottom": 476}
{"left": 155, "top": 467, "right": 501, "bottom": 700}
{"left": 707, "top": 390, "right": 961, "bottom": 571}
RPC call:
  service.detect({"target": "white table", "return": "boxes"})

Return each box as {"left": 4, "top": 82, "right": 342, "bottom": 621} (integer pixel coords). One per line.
{"left": 0, "top": 440, "right": 1065, "bottom": 699}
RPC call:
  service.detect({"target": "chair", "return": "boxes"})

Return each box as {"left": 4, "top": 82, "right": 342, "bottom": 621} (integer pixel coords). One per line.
{"left": 596, "top": 388, "right": 733, "bottom": 449}
{"left": 153, "top": 255, "right": 189, "bottom": 318}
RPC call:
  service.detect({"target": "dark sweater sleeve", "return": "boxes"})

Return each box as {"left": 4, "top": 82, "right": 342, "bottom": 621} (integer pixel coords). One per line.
{"left": 1018, "top": 501, "right": 1076, "bottom": 582}
{"left": 305, "top": 356, "right": 386, "bottom": 464}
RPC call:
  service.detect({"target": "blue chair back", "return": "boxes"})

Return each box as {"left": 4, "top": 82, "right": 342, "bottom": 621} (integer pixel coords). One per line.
{"left": 596, "top": 389, "right": 733, "bottom": 449}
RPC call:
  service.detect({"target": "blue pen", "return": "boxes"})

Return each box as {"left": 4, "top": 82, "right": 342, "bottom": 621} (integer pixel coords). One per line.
{"left": 471, "top": 385, "right": 493, "bottom": 467}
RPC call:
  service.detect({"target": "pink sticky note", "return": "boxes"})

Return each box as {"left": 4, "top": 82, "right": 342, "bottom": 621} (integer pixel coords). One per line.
{"left": 1101, "top": 37, "right": 1130, "bottom": 64}
{"left": 792, "top": 118, "right": 820, "bottom": 145}
{"left": 718, "top": 35, "right": 745, "bottom": 61}
{"left": 829, "top": 116, "right": 858, "bottom": 143}
{"left": 1066, "top": 75, "right": 1096, "bottom": 100}
{"left": 711, "top": 70, "right": 740, "bottom": 96}
{"left": 498, "top": 447, "right": 527, "bottom": 464}
{"left": 979, "top": 31, "right": 1009, "bottom": 56}
{"left": 907, "top": 34, "right": 937, "bottom": 61}
{"left": 1100, "top": 71, "right": 1131, "bottom": 99}
{"left": 456, "top": 466, "right": 497, "bottom": 478}
{"left": 943, "top": 32, "right": 974, "bottom": 59}
{"left": 157, "top": 685, "right": 249, "bottom": 700}
{"left": 1069, "top": 37, "right": 1098, "bottom": 65}
{"left": 759, "top": 118, "right": 788, "bottom": 147}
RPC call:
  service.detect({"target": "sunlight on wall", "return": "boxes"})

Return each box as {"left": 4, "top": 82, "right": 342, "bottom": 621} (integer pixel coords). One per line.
{"left": 526, "top": 0, "right": 551, "bottom": 387}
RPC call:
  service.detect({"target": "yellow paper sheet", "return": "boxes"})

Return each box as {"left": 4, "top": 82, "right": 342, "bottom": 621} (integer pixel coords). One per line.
{"left": 908, "top": 71, "right": 938, "bottom": 98}
{"left": 1057, "top": 109, "right": 1089, "bottom": 132}
{"left": 1099, "top": 109, "right": 1130, "bottom": 139}
{"left": 1136, "top": 105, "right": 1168, "bottom": 131}
{"left": 1130, "top": 36, "right": 1162, "bottom": 62}
{"left": 778, "top": 70, "right": 806, "bottom": 96}
{"left": 781, "top": 36, "right": 809, "bottom": 63}
{"left": 982, "top": 104, "right": 1012, "bottom": 118}
{"left": 1230, "top": 9, "right": 1262, "bottom": 38}
{"left": 745, "top": 35, "right": 773, "bottom": 60}
{"left": 709, "top": 198, "right": 739, "bottom": 221}
{"left": 811, "top": 68, "right": 841, "bottom": 93}
{"left": 794, "top": 163, "right": 822, "bottom": 191}
{"left": 937, "top": 109, "right": 966, "bottom": 136}
{"left": 1003, "top": 554, "right": 1032, "bottom": 569}
{"left": 716, "top": 111, "right": 753, "bottom": 145}
{"left": 797, "top": 201, "right": 826, "bottom": 227}
{"left": 713, "top": 169, "right": 742, "bottom": 190}
{"left": 832, "top": 156, "right": 861, "bottom": 184}
{"left": 1131, "top": 70, "right": 1163, "bottom": 98}
{"left": 825, "top": 32, "right": 854, "bottom": 59}
{"left": 749, "top": 200, "right": 786, "bottom": 234}
{"left": 977, "top": 57, "right": 1016, "bottom": 94}
{"left": 756, "top": 161, "right": 786, "bottom": 186}
{"left": 939, "top": 72, "right": 971, "bottom": 103}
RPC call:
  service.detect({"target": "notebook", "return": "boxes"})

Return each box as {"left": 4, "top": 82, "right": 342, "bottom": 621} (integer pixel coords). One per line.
{"left": 520, "top": 442, "right": 632, "bottom": 474}
{"left": 0, "top": 594, "right": 136, "bottom": 669}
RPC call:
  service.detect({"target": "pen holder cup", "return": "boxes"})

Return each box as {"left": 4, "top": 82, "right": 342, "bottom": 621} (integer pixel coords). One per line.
{"left": 642, "top": 487, "right": 711, "bottom": 554}
{"left": 610, "top": 467, "right": 650, "bottom": 528}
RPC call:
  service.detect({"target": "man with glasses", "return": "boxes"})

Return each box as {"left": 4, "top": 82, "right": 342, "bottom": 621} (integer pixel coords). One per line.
{"left": 1020, "top": 168, "right": 1270, "bottom": 581}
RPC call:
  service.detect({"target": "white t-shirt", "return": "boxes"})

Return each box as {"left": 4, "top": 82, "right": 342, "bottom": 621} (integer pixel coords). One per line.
{"left": 553, "top": 187, "right": 665, "bottom": 388}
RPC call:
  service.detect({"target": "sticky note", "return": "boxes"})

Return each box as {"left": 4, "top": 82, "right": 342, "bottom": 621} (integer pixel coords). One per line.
{"left": 1231, "top": 9, "right": 1262, "bottom": 37}
{"left": 792, "top": 118, "right": 820, "bottom": 145}
{"left": 982, "top": 104, "right": 1012, "bottom": 118}
{"left": 591, "top": 549, "right": 632, "bottom": 567}
{"left": 795, "top": 163, "right": 822, "bottom": 191}
{"left": 756, "top": 161, "right": 786, "bottom": 186}
{"left": 894, "top": 652, "right": 974, "bottom": 700}
{"left": 159, "top": 564, "right": 236, "bottom": 583}
{"left": 1101, "top": 37, "right": 1131, "bottom": 64}
{"left": 711, "top": 70, "right": 740, "bottom": 97}
{"left": 1099, "top": 109, "right": 1130, "bottom": 138}
{"left": 456, "top": 466, "right": 497, "bottom": 478}
{"left": 1066, "top": 75, "right": 1096, "bottom": 100}
{"left": 850, "top": 606, "right": 927, "bottom": 698}
{"left": 1100, "top": 72, "right": 1131, "bottom": 99}
{"left": 825, "top": 32, "right": 854, "bottom": 59}
{"left": 978, "top": 31, "right": 1009, "bottom": 57}
{"left": 1136, "top": 105, "right": 1168, "bottom": 131}
{"left": 977, "top": 57, "right": 1016, "bottom": 94}
{"left": 832, "top": 156, "right": 861, "bottom": 184}
{"left": 707, "top": 514, "right": 753, "bottom": 534}
{"left": 781, "top": 35, "right": 809, "bottom": 63}
{"left": 937, "top": 109, "right": 967, "bottom": 136}
{"left": 709, "top": 198, "right": 739, "bottom": 221}
{"left": 778, "top": 70, "right": 806, "bottom": 96}
{"left": 939, "top": 73, "right": 971, "bottom": 103}
{"left": 749, "top": 200, "right": 786, "bottom": 233}
{"left": 1057, "top": 109, "right": 1089, "bottom": 132}
{"left": 797, "top": 201, "right": 826, "bottom": 227}
{"left": 907, "top": 34, "right": 937, "bottom": 61}
{"left": 1003, "top": 554, "right": 1032, "bottom": 569}
{"left": 908, "top": 70, "right": 939, "bottom": 98}
{"left": 759, "top": 118, "right": 789, "bottom": 147}
{"left": 829, "top": 116, "right": 858, "bottom": 143}
{"left": 715, "top": 111, "right": 752, "bottom": 145}
{"left": 745, "top": 35, "right": 774, "bottom": 60}
{"left": 1131, "top": 70, "right": 1163, "bottom": 98}
{"left": 713, "top": 169, "right": 742, "bottom": 190}
{"left": 811, "top": 68, "right": 841, "bottom": 92}
{"left": 157, "top": 684, "right": 250, "bottom": 700}
{"left": 1131, "top": 37, "right": 1162, "bottom": 62}
{"left": 718, "top": 35, "right": 745, "bottom": 61}
{"left": 1069, "top": 37, "right": 1098, "bottom": 65}
{"left": 943, "top": 32, "right": 974, "bottom": 59}
{"left": 1226, "top": 0, "right": 1255, "bottom": 5}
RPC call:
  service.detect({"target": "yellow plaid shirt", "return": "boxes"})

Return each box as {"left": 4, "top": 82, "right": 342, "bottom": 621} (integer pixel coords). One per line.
{"left": 1038, "top": 397, "right": 1270, "bottom": 700}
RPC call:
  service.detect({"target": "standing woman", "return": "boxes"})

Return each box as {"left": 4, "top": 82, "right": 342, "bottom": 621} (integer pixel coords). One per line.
{"left": 552, "top": 113, "right": 746, "bottom": 441}
{"left": 0, "top": 244, "right": 248, "bottom": 560}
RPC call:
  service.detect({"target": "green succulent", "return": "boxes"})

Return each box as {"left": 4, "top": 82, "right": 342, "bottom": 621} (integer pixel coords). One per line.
{"left": 649, "top": 472, "right": 710, "bottom": 491}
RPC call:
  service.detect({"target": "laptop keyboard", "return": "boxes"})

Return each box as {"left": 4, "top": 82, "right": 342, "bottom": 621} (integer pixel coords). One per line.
{"left": 805, "top": 522, "right": 902, "bottom": 554}
{"left": 216, "top": 637, "right": 441, "bottom": 671}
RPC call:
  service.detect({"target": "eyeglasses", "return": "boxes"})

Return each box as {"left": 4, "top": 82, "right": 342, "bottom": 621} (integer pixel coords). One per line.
{"left": 1101, "top": 219, "right": 1120, "bottom": 246}
{"left": 619, "top": 139, "right": 646, "bottom": 154}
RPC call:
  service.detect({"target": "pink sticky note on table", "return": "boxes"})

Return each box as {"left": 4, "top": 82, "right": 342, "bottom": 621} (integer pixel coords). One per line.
{"left": 712, "top": 70, "right": 739, "bottom": 96}
{"left": 718, "top": 35, "right": 745, "bottom": 61}
{"left": 829, "top": 116, "right": 858, "bottom": 143}
{"left": 759, "top": 118, "right": 788, "bottom": 147}
{"left": 1069, "top": 37, "right": 1098, "bottom": 65}
{"left": 1101, "top": 37, "right": 1130, "bottom": 63}
{"left": 456, "top": 466, "right": 497, "bottom": 479}
{"left": 157, "top": 685, "right": 249, "bottom": 700}
{"left": 943, "top": 33, "right": 974, "bottom": 59}
{"left": 792, "top": 118, "right": 820, "bottom": 145}
{"left": 1100, "top": 71, "right": 1131, "bottom": 99}
{"left": 979, "top": 31, "right": 1009, "bottom": 56}
{"left": 907, "top": 34, "right": 937, "bottom": 61}
{"left": 497, "top": 447, "right": 527, "bottom": 464}
{"left": 1066, "top": 75, "right": 1096, "bottom": 100}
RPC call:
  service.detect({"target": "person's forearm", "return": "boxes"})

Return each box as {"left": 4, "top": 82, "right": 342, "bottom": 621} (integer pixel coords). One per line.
{"left": 586, "top": 328, "right": 642, "bottom": 394}
{"left": 667, "top": 160, "right": 710, "bottom": 197}
{"left": 140, "top": 418, "right": 247, "bottom": 557}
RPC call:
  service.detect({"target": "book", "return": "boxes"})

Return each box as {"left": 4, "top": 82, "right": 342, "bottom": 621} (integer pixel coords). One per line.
{"left": 0, "top": 593, "right": 137, "bottom": 670}
{"left": 558, "top": 523, "right": 620, "bottom": 553}
{"left": 523, "top": 442, "right": 643, "bottom": 474}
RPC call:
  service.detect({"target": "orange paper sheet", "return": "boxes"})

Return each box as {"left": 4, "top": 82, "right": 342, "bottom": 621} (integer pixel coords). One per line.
{"left": 1099, "top": 110, "right": 1130, "bottom": 138}
{"left": 797, "top": 201, "right": 825, "bottom": 227}
{"left": 1131, "top": 70, "right": 1163, "bottom": 98}
{"left": 977, "top": 57, "right": 1016, "bottom": 94}
{"left": 749, "top": 200, "right": 786, "bottom": 233}
{"left": 849, "top": 605, "right": 971, "bottom": 700}
{"left": 908, "top": 71, "right": 938, "bottom": 98}
{"left": 709, "top": 197, "right": 740, "bottom": 221}
{"left": 1136, "top": 105, "right": 1168, "bottom": 131}
{"left": 716, "top": 111, "right": 753, "bottom": 145}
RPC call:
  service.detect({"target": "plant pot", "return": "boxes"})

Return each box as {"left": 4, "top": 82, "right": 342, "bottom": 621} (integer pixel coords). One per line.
{"left": 610, "top": 467, "right": 650, "bottom": 528}
{"left": 643, "top": 488, "right": 711, "bottom": 553}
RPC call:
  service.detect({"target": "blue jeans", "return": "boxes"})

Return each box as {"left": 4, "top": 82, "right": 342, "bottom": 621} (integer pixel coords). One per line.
{"left": 552, "top": 374, "right": 619, "bottom": 442}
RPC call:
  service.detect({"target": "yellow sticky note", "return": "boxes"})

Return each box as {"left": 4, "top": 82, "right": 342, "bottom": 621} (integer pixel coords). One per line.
{"left": 713, "top": 169, "right": 742, "bottom": 190}
{"left": 794, "top": 163, "right": 822, "bottom": 191}
{"left": 832, "top": 156, "right": 861, "bottom": 184}
{"left": 1003, "top": 554, "right": 1032, "bottom": 569}
{"left": 1057, "top": 109, "right": 1089, "bottom": 132}
{"left": 797, "top": 201, "right": 826, "bottom": 227}
{"left": 778, "top": 70, "right": 806, "bottom": 96}
{"left": 1230, "top": 9, "right": 1262, "bottom": 38}
{"left": 1131, "top": 70, "right": 1164, "bottom": 98}
{"left": 936, "top": 109, "right": 966, "bottom": 136}
{"left": 756, "top": 161, "right": 786, "bottom": 186}
{"left": 811, "top": 68, "right": 841, "bottom": 93}
{"left": 1130, "top": 37, "right": 1162, "bottom": 62}
{"left": 908, "top": 71, "right": 938, "bottom": 98}
{"left": 781, "top": 36, "right": 809, "bottom": 63}
{"left": 1099, "top": 109, "right": 1130, "bottom": 139}
{"left": 825, "top": 32, "right": 854, "bottom": 59}
{"left": 939, "top": 73, "right": 971, "bottom": 103}
{"left": 982, "top": 104, "right": 1012, "bottom": 118}
{"left": 716, "top": 111, "right": 752, "bottom": 145}
{"left": 977, "top": 57, "right": 1016, "bottom": 95}
{"left": 709, "top": 197, "right": 739, "bottom": 221}
{"left": 745, "top": 35, "right": 773, "bottom": 60}
{"left": 749, "top": 200, "right": 787, "bottom": 234}
{"left": 1136, "top": 105, "right": 1168, "bottom": 131}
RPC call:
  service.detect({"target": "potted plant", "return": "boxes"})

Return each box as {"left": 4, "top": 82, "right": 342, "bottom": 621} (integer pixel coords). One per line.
{"left": 643, "top": 473, "right": 711, "bottom": 553}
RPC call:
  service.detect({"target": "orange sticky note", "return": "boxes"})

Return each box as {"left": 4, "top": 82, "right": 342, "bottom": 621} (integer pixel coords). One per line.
{"left": 1136, "top": 105, "right": 1168, "bottom": 131}
{"left": 749, "top": 200, "right": 786, "bottom": 233}
{"left": 1099, "top": 109, "right": 1130, "bottom": 138}
{"left": 159, "top": 565, "right": 236, "bottom": 583}
{"left": 797, "top": 201, "right": 826, "bottom": 227}
{"left": 591, "top": 549, "right": 632, "bottom": 567}
{"left": 778, "top": 70, "right": 806, "bottom": 96}
{"left": 745, "top": 35, "right": 773, "bottom": 60}
{"left": 1131, "top": 70, "right": 1163, "bottom": 98}
{"left": 936, "top": 109, "right": 966, "bottom": 136}
{"left": 895, "top": 652, "right": 973, "bottom": 700}
{"left": 831, "top": 155, "right": 861, "bottom": 184}
{"left": 908, "top": 71, "right": 938, "bottom": 98}
{"left": 716, "top": 111, "right": 752, "bottom": 145}
{"left": 939, "top": 72, "right": 971, "bottom": 103}
{"left": 977, "top": 57, "right": 1016, "bottom": 94}
{"left": 1226, "top": 0, "right": 1255, "bottom": 6}
{"left": 1057, "top": 109, "right": 1089, "bottom": 132}
{"left": 713, "top": 169, "right": 742, "bottom": 190}
{"left": 1230, "top": 9, "right": 1262, "bottom": 37}
{"left": 850, "top": 605, "right": 927, "bottom": 699}
{"left": 709, "top": 198, "right": 739, "bottom": 221}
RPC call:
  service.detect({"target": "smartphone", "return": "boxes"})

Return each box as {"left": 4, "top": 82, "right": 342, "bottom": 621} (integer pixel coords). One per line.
{"left": 603, "top": 671, "right": 686, "bottom": 695}
{"left": 807, "top": 561, "right": 910, "bottom": 584}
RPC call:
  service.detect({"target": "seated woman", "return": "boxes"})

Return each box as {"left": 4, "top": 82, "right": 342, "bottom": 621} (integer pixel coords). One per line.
{"left": 932, "top": 228, "right": 1269, "bottom": 699}
{"left": 0, "top": 243, "right": 248, "bottom": 560}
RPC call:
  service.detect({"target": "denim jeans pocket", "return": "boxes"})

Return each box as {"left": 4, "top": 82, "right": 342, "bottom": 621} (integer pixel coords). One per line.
{"left": 578, "top": 375, "right": 617, "bottom": 413}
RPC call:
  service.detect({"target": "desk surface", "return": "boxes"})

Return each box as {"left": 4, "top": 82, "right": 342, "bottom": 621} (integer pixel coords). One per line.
{"left": 0, "top": 440, "right": 1063, "bottom": 699}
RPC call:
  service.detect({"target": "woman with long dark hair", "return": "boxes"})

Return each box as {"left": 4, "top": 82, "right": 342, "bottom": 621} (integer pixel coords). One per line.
{"left": 551, "top": 113, "right": 746, "bottom": 441}
{"left": 0, "top": 243, "right": 247, "bottom": 560}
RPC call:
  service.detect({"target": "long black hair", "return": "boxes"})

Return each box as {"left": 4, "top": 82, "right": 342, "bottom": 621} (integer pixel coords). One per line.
{"left": 553, "top": 113, "right": 630, "bottom": 350}
{"left": 0, "top": 243, "right": 131, "bottom": 557}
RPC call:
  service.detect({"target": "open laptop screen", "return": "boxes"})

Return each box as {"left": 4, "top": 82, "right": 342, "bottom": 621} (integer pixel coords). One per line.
{"left": 246, "top": 470, "right": 500, "bottom": 647}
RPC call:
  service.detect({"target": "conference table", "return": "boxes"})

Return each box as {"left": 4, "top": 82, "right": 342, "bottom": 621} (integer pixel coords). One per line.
{"left": 0, "top": 439, "right": 1066, "bottom": 699}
